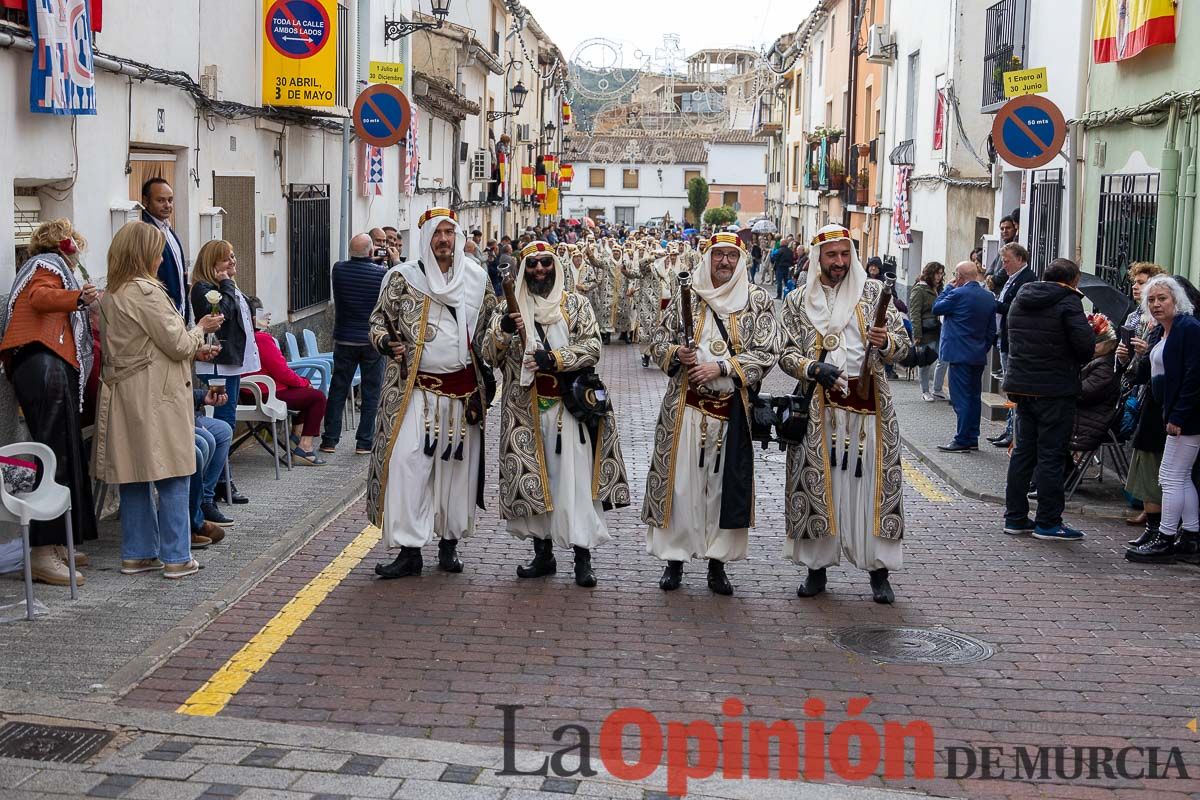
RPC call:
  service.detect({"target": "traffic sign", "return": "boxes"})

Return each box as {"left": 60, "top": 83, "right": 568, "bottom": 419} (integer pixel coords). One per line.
{"left": 1003, "top": 66, "right": 1049, "bottom": 98}
{"left": 991, "top": 95, "right": 1067, "bottom": 170}
{"left": 353, "top": 84, "right": 412, "bottom": 148}
{"left": 265, "top": 0, "right": 331, "bottom": 59}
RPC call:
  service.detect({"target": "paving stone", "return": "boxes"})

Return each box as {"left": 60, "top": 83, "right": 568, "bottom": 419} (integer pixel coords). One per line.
{"left": 88, "top": 759, "right": 202, "bottom": 781}
{"left": 122, "top": 778, "right": 210, "bottom": 800}
{"left": 17, "top": 768, "right": 105, "bottom": 795}
{"left": 238, "top": 747, "right": 289, "bottom": 768}
{"left": 438, "top": 764, "right": 482, "bottom": 784}
{"left": 289, "top": 771, "right": 402, "bottom": 797}
{"left": 182, "top": 745, "right": 259, "bottom": 764}
{"left": 272, "top": 750, "right": 351, "bottom": 772}
{"left": 86, "top": 776, "right": 140, "bottom": 798}
{"left": 233, "top": 790, "right": 314, "bottom": 800}
{"left": 539, "top": 777, "right": 579, "bottom": 794}
{"left": 190, "top": 765, "right": 295, "bottom": 790}
{"left": 197, "top": 784, "right": 247, "bottom": 797}
{"left": 0, "top": 764, "right": 39, "bottom": 788}
{"left": 373, "top": 758, "right": 446, "bottom": 781}
{"left": 336, "top": 754, "right": 385, "bottom": 776}
{"left": 390, "top": 780, "right": 504, "bottom": 800}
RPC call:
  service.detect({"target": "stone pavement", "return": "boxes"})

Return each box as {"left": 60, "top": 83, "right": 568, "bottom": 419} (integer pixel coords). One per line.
{"left": 889, "top": 375, "right": 1129, "bottom": 521}
{"left": 98, "top": 343, "right": 1199, "bottom": 800}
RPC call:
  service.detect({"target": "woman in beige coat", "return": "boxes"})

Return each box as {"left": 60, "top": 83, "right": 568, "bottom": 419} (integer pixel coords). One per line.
{"left": 93, "top": 222, "right": 222, "bottom": 578}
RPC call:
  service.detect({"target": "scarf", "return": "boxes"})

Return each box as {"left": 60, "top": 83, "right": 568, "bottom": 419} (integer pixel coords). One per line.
{"left": 0, "top": 252, "right": 93, "bottom": 412}
{"left": 514, "top": 243, "right": 565, "bottom": 388}
{"left": 803, "top": 224, "right": 867, "bottom": 371}
{"left": 693, "top": 241, "right": 750, "bottom": 316}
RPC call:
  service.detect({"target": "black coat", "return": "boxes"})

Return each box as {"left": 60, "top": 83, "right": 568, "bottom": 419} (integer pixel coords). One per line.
{"left": 1128, "top": 323, "right": 1167, "bottom": 454}
{"left": 1154, "top": 313, "right": 1200, "bottom": 436}
{"left": 1070, "top": 351, "right": 1119, "bottom": 451}
{"left": 997, "top": 265, "right": 1036, "bottom": 353}
{"left": 189, "top": 279, "right": 248, "bottom": 368}
{"left": 1002, "top": 281, "right": 1095, "bottom": 398}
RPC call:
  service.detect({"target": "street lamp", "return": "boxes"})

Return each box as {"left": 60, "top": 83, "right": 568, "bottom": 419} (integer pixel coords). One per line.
{"left": 384, "top": 0, "right": 452, "bottom": 41}
{"left": 487, "top": 81, "right": 529, "bottom": 121}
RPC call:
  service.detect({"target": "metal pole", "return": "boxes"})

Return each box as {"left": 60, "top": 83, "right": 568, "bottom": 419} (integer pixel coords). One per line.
{"left": 1154, "top": 104, "right": 1179, "bottom": 270}
{"left": 339, "top": 118, "right": 351, "bottom": 261}
{"left": 1179, "top": 106, "right": 1198, "bottom": 282}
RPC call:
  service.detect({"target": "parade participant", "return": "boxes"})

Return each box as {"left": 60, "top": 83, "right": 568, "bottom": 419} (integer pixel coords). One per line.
{"left": 586, "top": 240, "right": 616, "bottom": 344}
{"left": 483, "top": 242, "right": 631, "bottom": 588}
{"left": 636, "top": 246, "right": 670, "bottom": 367}
{"left": 614, "top": 244, "right": 639, "bottom": 343}
{"left": 366, "top": 208, "right": 497, "bottom": 579}
{"left": 643, "top": 233, "right": 780, "bottom": 595}
{"left": 569, "top": 247, "right": 597, "bottom": 302}
{"left": 779, "top": 224, "right": 910, "bottom": 604}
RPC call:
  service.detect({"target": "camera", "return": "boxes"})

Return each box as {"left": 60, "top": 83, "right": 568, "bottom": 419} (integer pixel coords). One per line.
{"left": 373, "top": 247, "right": 389, "bottom": 262}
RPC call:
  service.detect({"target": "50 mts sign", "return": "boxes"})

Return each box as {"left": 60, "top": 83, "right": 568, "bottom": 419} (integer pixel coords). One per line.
{"left": 262, "top": 0, "right": 338, "bottom": 107}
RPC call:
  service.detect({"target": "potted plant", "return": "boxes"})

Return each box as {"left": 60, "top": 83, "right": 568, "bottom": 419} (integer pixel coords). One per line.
{"left": 855, "top": 168, "right": 870, "bottom": 204}
{"left": 808, "top": 163, "right": 819, "bottom": 188}
{"left": 856, "top": 142, "right": 871, "bottom": 158}
{"left": 992, "top": 55, "right": 1022, "bottom": 89}
{"left": 828, "top": 158, "right": 845, "bottom": 190}
{"left": 827, "top": 127, "right": 844, "bottom": 143}
{"left": 808, "top": 128, "right": 825, "bottom": 144}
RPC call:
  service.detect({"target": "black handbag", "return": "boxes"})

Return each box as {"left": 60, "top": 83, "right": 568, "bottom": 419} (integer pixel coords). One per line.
{"left": 750, "top": 392, "right": 778, "bottom": 445}
{"left": 560, "top": 367, "right": 610, "bottom": 426}
{"left": 773, "top": 389, "right": 811, "bottom": 447}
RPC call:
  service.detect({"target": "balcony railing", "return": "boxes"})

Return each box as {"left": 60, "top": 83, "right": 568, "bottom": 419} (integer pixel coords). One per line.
{"left": 982, "top": 0, "right": 1028, "bottom": 112}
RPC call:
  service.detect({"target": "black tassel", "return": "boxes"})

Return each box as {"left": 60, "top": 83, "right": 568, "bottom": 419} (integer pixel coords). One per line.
{"left": 441, "top": 440, "right": 453, "bottom": 461}
{"left": 714, "top": 448, "right": 722, "bottom": 474}
{"left": 555, "top": 430, "right": 563, "bottom": 455}
{"left": 698, "top": 445, "right": 706, "bottom": 469}
{"left": 578, "top": 423, "right": 586, "bottom": 444}
{"left": 454, "top": 438, "right": 465, "bottom": 461}
{"left": 855, "top": 455, "right": 863, "bottom": 478}
{"left": 841, "top": 446, "right": 849, "bottom": 471}
{"left": 424, "top": 431, "right": 436, "bottom": 457}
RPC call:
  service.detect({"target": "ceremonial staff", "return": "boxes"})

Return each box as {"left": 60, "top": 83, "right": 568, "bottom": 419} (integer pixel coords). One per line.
{"left": 499, "top": 263, "right": 527, "bottom": 348}
{"left": 677, "top": 271, "right": 694, "bottom": 348}
{"left": 383, "top": 314, "right": 409, "bottom": 382}
{"left": 855, "top": 273, "right": 896, "bottom": 401}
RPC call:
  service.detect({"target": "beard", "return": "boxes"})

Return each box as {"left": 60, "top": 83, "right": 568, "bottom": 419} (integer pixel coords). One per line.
{"left": 528, "top": 271, "right": 555, "bottom": 296}
{"left": 820, "top": 262, "right": 848, "bottom": 286}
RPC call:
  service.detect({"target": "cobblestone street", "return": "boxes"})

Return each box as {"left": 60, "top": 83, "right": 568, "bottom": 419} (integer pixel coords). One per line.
{"left": 77, "top": 341, "right": 1200, "bottom": 800}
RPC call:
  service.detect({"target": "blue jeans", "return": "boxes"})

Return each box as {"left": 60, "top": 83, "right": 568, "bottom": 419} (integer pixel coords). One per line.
{"left": 194, "top": 416, "right": 232, "bottom": 504}
{"left": 206, "top": 375, "right": 240, "bottom": 431}
{"left": 948, "top": 363, "right": 984, "bottom": 447}
{"left": 321, "top": 343, "right": 384, "bottom": 451}
{"left": 191, "top": 432, "right": 211, "bottom": 532}
{"left": 775, "top": 267, "right": 788, "bottom": 299}
{"left": 119, "top": 476, "right": 192, "bottom": 566}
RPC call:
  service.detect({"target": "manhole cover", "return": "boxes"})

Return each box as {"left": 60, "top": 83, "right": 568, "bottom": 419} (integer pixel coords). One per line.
{"left": 0, "top": 722, "right": 114, "bottom": 764}
{"left": 829, "top": 626, "right": 994, "bottom": 665}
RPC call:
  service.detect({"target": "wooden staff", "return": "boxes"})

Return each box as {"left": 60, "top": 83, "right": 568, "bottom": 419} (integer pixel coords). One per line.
{"left": 383, "top": 313, "right": 409, "bottom": 382}
{"left": 677, "top": 271, "right": 694, "bottom": 349}
{"left": 499, "top": 262, "right": 526, "bottom": 348}
{"left": 855, "top": 272, "right": 897, "bottom": 401}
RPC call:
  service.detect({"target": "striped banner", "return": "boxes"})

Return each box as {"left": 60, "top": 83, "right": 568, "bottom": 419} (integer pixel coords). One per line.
{"left": 1093, "top": 0, "right": 1176, "bottom": 63}
{"left": 893, "top": 166, "right": 912, "bottom": 246}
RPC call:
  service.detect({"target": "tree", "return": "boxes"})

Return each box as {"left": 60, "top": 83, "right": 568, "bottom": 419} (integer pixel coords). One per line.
{"left": 687, "top": 177, "right": 709, "bottom": 226}
{"left": 703, "top": 206, "right": 738, "bottom": 227}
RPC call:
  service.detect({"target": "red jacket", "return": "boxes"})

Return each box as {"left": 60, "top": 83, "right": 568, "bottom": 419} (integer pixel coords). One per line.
{"left": 244, "top": 331, "right": 308, "bottom": 390}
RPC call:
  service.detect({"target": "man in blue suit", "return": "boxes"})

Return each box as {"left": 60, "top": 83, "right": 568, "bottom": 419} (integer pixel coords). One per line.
{"left": 933, "top": 262, "right": 998, "bottom": 452}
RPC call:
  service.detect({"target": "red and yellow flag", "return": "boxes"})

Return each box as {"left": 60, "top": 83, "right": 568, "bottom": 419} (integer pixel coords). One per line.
{"left": 1093, "top": 0, "right": 1176, "bottom": 63}
{"left": 521, "top": 166, "right": 534, "bottom": 198}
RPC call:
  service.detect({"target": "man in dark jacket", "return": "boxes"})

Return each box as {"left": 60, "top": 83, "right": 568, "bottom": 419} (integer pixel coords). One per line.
{"left": 986, "top": 215, "right": 1019, "bottom": 296}
{"left": 1002, "top": 258, "right": 1096, "bottom": 541}
{"left": 934, "top": 262, "right": 997, "bottom": 452}
{"left": 320, "top": 234, "right": 388, "bottom": 455}
{"left": 773, "top": 235, "right": 795, "bottom": 299}
{"left": 989, "top": 242, "right": 1037, "bottom": 447}
{"left": 141, "top": 178, "right": 190, "bottom": 320}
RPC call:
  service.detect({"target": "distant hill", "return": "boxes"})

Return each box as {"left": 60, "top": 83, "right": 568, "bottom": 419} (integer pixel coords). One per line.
{"left": 568, "top": 62, "right": 639, "bottom": 132}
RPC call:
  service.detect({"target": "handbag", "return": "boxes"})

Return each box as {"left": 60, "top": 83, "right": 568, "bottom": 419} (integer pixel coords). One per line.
{"left": 533, "top": 322, "right": 610, "bottom": 426}
{"left": 920, "top": 314, "right": 941, "bottom": 333}
{"left": 708, "top": 315, "right": 774, "bottom": 443}
{"left": 0, "top": 455, "right": 36, "bottom": 495}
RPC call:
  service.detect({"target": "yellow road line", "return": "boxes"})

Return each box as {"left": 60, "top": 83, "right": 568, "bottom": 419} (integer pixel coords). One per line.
{"left": 177, "top": 525, "right": 382, "bottom": 716}
{"left": 902, "top": 459, "right": 953, "bottom": 503}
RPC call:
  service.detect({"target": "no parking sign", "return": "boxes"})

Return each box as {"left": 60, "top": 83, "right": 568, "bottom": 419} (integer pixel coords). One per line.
{"left": 262, "top": 0, "right": 338, "bottom": 107}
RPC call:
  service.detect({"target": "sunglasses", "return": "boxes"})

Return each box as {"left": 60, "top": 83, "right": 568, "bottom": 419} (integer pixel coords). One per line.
{"left": 529, "top": 256, "right": 555, "bottom": 268}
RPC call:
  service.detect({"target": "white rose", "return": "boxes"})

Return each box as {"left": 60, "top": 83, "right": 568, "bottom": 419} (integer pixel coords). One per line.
{"left": 204, "top": 290, "right": 221, "bottom": 305}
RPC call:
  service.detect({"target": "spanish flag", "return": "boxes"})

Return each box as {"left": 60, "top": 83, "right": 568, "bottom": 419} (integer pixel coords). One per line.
{"left": 521, "top": 166, "right": 534, "bottom": 198}
{"left": 1093, "top": 0, "right": 1176, "bottom": 63}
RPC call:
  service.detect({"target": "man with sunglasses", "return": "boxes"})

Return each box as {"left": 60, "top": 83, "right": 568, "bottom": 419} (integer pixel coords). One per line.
{"left": 643, "top": 234, "right": 780, "bottom": 595}
{"left": 483, "top": 243, "right": 631, "bottom": 588}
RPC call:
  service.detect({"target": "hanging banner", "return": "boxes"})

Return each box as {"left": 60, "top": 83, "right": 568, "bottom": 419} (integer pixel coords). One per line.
{"left": 541, "top": 188, "right": 559, "bottom": 217}
{"left": 28, "top": 0, "right": 97, "bottom": 116}
{"left": 402, "top": 105, "right": 420, "bottom": 197}
{"left": 521, "top": 166, "right": 534, "bottom": 199}
{"left": 893, "top": 166, "right": 912, "bottom": 246}
{"left": 262, "top": 0, "right": 338, "bottom": 107}
{"left": 360, "top": 142, "right": 383, "bottom": 197}
{"left": 1093, "top": 0, "right": 1175, "bottom": 63}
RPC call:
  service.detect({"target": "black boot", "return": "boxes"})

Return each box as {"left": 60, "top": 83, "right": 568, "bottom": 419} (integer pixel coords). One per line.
{"left": 642, "top": 353, "right": 650, "bottom": 368}
{"left": 1174, "top": 529, "right": 1200, "bottom": 565}
{"left": 869, "top": 568, "right": 895, "bottom": 604}
{"left": 659, "top": 560, "right": 683, "bottom": 591}
{"left": 601, "top": 332, "right": 611, "bottom": 345}
{"left": 796, "top": 567, "right": 826, "bottom": 598}
{"left": 216, "top": 481, "right": 249, "bottom": 505}
{"left": 375, "top": 546, "right": 422, "bottom": 579}
{"left": 516, "top": 538, "right": 557, "bottom": 578}
{"left": 1127, "top": 512, "right": 1161, "bottom": 547}
{"left": 706, "top": 559, "right": 733, "bottom": 595}
{"left": 1126, "top": 531, "right": 1178, "bottom": 563}
{"left": 437, "top": 538, "right": 463, "bottom": 573}
{"left": 572, "top": 546, "right": 596, "bottom": 587}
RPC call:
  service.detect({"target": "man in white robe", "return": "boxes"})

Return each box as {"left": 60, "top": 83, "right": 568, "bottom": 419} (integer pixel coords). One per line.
{"left": 368, "top": 208, "right": 495, "bottom": 579}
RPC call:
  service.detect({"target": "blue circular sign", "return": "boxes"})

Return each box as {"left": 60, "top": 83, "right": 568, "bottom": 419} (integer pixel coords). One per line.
{"left": 353, "top": 85, "right": 412, "bottom": 148}
{"left": 991, "top": 96, "right": 1067, "bottom": 170}
{"left": 266, "top": 0, "right": 330, "bottom": 59}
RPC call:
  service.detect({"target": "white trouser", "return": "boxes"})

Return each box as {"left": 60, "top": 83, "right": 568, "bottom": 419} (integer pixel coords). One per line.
{"left": 1158, "top": 433, "right": 1200, "bottom": 536}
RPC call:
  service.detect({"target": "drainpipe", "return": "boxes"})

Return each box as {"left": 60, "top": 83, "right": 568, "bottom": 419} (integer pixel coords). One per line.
{"left": 1154, "top": 103, "right": 1179, "bottom": 270}
{"left": 1179, "top": 106, "right": 1198, "bottom": 281}
{"left": 1174, "top": 109, "right": 1192, "bottom": 273}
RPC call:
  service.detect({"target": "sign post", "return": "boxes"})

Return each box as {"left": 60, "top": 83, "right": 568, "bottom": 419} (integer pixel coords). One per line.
{"left": 262, "top": 0, "right": 338, "bottom": 107}
{"left": 990, "top": 95, "right": 1067, "bottom": 170}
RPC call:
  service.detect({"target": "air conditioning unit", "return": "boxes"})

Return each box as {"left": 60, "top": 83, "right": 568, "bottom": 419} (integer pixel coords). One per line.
{"left": 517, "top": 124, "right": 532, "bottom": 143}
{"left": 867, "top": 24, "right": 895, "bottom": 64}
{"left": 470, "top": 149, "right": 491, "bottom": 182}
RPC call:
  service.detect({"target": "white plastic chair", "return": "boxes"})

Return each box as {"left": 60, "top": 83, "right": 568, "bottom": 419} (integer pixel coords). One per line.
{"left": 0, "top": 442, "right": 78, "bottom": 620}
{"left": 236, "top": 375, "right": 291, "bottom": 479}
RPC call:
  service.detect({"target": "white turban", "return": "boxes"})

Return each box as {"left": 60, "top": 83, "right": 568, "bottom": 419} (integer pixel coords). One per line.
{"left": 803, "top": 224, "right": 867, "bottom": 371}
{"left": 692, "top": 233, "right": 750, "bottom": 316}
{"left": 513, "top": 242, "right": 565, "bottom": 387}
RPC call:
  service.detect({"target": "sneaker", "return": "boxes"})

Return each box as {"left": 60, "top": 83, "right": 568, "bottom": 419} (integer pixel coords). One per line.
{"left": 355, "top": 447, "right": 372, "bottom": 456}
{"left": 932, "top": 391, "right": 949, "bottom": 401}
{"left": 922, "top": 392, "right": 935, "bottom": 402}
{"left": 196, "top": 521, "right": 225, "bottom": 545}
{"left": 1003, "top": 518, "right": 1036, "bottom": 536}
{"left": 1033, "top": 524, "right": 1086, "bottom": 542}
{"left": 120, "top": 558, "right": 164, "bottom": 575}
{"left": 163, "top": 559, "right": 202, "bottom": 579}
{"left": 318, "top": 442, "right": 337, "bottom": 454}
{"left": 52, "top": 545, "right": 89, "bottom": 567}
{"left": 201, "top": 502, "right": 234, "bottom": 527}
{"left": 191, "top": 533, "right": 213, "bottom": 550}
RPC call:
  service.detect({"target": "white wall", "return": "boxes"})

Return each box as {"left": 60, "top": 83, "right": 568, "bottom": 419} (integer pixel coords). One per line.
{"left": 708, "top": 143, "right": 768, "bottom": 186}
{"left": 566, "top": 162, "right": 702, "bottom": 226}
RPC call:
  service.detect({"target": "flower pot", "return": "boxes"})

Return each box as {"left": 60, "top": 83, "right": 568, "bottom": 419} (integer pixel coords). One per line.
{"left": 856, "top": 143, "right": 871, "bottom": 158}
{"left": 856, "top": 188, "right": 869, "bottom": 205}
{"left": 830, "top": 175, "right": 845, "bottom": 190}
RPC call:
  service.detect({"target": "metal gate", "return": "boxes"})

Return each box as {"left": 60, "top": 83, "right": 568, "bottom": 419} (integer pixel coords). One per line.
{"left": 287, "top": 184, "right": 331, "bottom": 313}
{"left": 1027, "top": 168, "right": 1062, "bottom": 278}
{"left": 1095, "top": 172, "right": 1159, "bottom": 295}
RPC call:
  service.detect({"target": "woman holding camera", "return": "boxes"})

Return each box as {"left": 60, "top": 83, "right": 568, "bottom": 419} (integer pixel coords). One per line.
{"left": 908, "top": 261, "right": 947, "bottom": 402}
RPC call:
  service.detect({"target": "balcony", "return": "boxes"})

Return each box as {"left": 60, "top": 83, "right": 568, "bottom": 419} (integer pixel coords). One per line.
{"left": 982, "top": 0, "right": 1028, "bottom": 113}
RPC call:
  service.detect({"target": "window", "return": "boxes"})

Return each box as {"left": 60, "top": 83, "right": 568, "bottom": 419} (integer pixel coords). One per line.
{"left": 983, "top": 0, "right": 1029, "bottom": 111}
{"left": 614, "top": 206, "right": 636, "bottom": 226}
{"left": 904, "top": 51, "right": 920, "bottom": 140}
{"left": 816, "top": 43, "right": 824, "bottom": 84}
{"left": 684, "top": 169, "right": 702, "bottom": 189}
{"left": 622, "top": 169, "right": 639, "bottom": 189}
{"left": 791, "top": 143, "right": 801, "bottom": 188}
{"left": 794, "top": 78, "right": 801, "bottom": 110}
{"left": 589, "top": 168, "right": 606, "bottom": 188}
{"left": 864, "top": 87, "right": 873, "bottom": 139}
{"left": 491, "top": 8, "right": 502, "bottom": 55}
{"left": 722, "top": 191, "right": 738, "bottom": 207}
{"left": 287, "top": 184, "right": 332, "bottom": 312}
{"left": 932, "top": 75, "right": 946, "bottom": 151}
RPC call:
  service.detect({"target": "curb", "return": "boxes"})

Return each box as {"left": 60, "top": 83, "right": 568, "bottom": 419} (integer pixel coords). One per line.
{"left": 93, "top": 474, "right": 368, "bottom": 702}
{"left": 900, "top": 433, "right": 1128, "bottom": 522}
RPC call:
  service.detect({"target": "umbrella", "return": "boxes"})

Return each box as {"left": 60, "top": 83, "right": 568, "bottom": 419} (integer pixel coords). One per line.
{"left": 750, "top": 218, "right": 778, "bottom": 234}
{"left": 1078, "top": 274, "right": 1134, "bottom": 325}
{"left": 581, "top": 217, "right": 597, "bottom": 229}
{"left": 567, "top": 218, "right": 581, "bottom": 226}
{"left": 683, "top": 227, "right": 697, "bottom": 235}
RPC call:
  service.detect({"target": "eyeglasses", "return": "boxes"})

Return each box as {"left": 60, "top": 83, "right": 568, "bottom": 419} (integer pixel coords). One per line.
{"left": 530, "top": 257, "right": 555, "bottom": 268}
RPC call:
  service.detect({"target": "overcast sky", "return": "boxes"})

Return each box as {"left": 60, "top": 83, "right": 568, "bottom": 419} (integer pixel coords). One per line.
{"left": 521, "top": 0, "right": 819, "bottom": 69}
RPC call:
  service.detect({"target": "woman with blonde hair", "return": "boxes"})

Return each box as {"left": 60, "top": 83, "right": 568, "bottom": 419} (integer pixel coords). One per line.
{"left": 0, "top": 219, "right": 99, "bottom": 586}
{"left": 93, "top": 221, "right": 223, "bottom": 579}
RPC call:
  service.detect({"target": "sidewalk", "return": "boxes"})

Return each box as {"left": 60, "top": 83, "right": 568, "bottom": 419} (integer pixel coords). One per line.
{"left": 890, "top": 376, "right": 1129, "bottom": 521}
